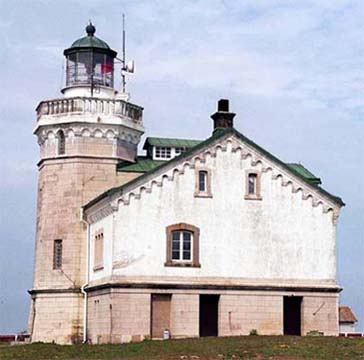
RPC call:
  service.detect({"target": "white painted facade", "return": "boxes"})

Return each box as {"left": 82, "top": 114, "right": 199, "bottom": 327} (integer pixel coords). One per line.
{"left": 339, "top": 323, "right": 356, "bottom": 333}
{"left": 86, "top": 135, "right": 340, "bottom": 286}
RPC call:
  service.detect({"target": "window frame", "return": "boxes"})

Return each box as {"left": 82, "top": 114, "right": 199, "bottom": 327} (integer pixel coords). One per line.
{"left": 93, "top": 230, "right": 104, "bottom": 271}
{"left": 165, "top": 223, "right": 200, "bottom": 267}
{"left": 244, "top": 170, "right": 262, "bottom": 200}
{"left": 194, "top": 168, "right": 212, "bottom": 198}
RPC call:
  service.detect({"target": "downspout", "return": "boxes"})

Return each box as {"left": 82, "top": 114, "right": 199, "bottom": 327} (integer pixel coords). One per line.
{"left": 80, "top": 208, "right": 90, "bottom": 344}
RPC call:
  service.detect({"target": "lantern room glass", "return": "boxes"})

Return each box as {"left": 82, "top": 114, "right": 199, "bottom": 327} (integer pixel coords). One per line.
{"left": 65, "top": 51, "right": 114, "bottom": 88}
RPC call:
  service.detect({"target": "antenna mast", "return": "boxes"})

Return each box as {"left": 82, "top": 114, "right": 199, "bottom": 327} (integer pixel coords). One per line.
{"left": 122, "top": 14, "right": 126, "bottom": 93}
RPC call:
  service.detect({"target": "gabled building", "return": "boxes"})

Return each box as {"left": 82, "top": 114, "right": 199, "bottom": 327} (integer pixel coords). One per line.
{"left": 28, "top": 24, "right": 344, "bottom": 344}
{"left": 339, "top": 306, "right": 358, "bottom": 334}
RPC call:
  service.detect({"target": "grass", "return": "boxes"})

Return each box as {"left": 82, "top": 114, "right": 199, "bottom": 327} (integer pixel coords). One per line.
{"left": 0, "top": 336, "right": 363, "bottom": 360}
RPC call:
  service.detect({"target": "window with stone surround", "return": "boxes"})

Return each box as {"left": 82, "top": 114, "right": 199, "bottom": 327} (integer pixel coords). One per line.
{"left": 57, "top": 130, "right": 65, "bottom": 155}
{"left": 165, "top": 223, "right": 200, "bottom": 267}
{"left": 94, "top": 231, "right": 104, "bottom": 271}
{"left": 53, "top": 239, "right": 63, "bottom": 270}
{"left": 245, "top": 170, "right": 262, "bottom": 200}
{"left": 194, "top": 169, "right": 212, "bottom": 197}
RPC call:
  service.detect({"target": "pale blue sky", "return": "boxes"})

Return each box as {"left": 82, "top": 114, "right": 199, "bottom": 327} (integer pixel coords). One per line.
{"left": 0, "top": 0, "right": 363, "bottom": 332}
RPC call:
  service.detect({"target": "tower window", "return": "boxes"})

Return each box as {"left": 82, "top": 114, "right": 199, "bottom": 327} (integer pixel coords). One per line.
{"left": 165, "top": 223, "right": 200, "bottom": 267}
{"left": 57, "top": 130, "right": 65, "bottom": 155}
{"left": 53, "top": 239, "right": 63, "bottom": 270}
{"left": 245, "top": 171, "right": 262, "bottom": 200}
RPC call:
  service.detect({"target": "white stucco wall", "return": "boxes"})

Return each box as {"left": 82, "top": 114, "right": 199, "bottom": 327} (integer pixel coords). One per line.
{"left": 88, "top": 135, "right": 339, "bottom": 283}
{"left": 339, "top": 323, "right": 356, "bottom": 333}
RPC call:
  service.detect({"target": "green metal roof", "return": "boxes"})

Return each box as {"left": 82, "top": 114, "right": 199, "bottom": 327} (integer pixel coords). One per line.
{"left": 286, "top": 163, "right": 321, "bottom": 185}
{"left": 70, "top": 35, "right": 111, "bottom": 50}
{"left": 117, "top": 157, "right": 167, "bottom": 173}
{"left": 63, "top": 24, "right": 117, "bottom": 57}
{"left": 85, "top": 128, "right": 344, "bottom": 209}
{"left": 143, "top": 137, "right": 202, "bottom": 150}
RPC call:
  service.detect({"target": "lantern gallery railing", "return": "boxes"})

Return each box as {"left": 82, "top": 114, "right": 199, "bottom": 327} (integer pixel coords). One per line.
{"left": 36, "top": 97, "right": 143, "bottom": 123}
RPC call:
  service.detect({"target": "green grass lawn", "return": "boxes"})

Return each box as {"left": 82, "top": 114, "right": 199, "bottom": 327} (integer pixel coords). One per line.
{"left": 0, "top": 336, "right": 363, "bottom": 360}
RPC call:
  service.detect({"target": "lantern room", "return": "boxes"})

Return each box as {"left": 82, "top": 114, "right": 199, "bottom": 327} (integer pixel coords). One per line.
{"left": 63, "top": 23, "right": 117, "bottom": 92}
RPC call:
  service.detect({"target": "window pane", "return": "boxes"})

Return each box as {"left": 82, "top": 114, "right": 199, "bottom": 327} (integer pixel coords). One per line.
{"left": 172, "top": 231, "right": 180, "bottom": 241}
{"left": 199, "top": 171, "right": 207, "bottom": 192}
{"left": 172, "top": 250, "right": 180, "bottom": 260}
{"left": 248, "top": 174, "right": 257, "bottom": 194}
{"left": 172, "top": 241, "right": 180, "bottom": 250}
{"left": 183, "top": 241, "right": 191, "bottom": 250}
{"left": 183, "top": 231, "right": 191, "bottom": 241}
{"left": 183, "top": 251, "right": 191, "bottom": 260}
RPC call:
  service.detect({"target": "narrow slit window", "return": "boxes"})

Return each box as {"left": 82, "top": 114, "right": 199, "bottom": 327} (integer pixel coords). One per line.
{"left": 53, "top": 239, "right": 63, "bottom": 270}
{"left": 199, "top": 171, "right": 208, "bottom": 192}
{"left": 248, "top": 173, "right": 257, "bottom": 195}
{"left": 94, "top": 232, "right": 104, "bottom": 270}
{"left": 57, "top": 130, "right": 65, "bottom": 155}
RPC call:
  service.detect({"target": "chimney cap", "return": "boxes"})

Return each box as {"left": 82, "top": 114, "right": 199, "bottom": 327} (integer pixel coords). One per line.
{"left": 217, "top": 99, "right": 229, "bottom": 112}
{"left": 211, "top": 98, "right": 235, "bottom": 132}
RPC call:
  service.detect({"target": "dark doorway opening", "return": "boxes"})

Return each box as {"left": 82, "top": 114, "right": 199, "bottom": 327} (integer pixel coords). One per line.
{"left": 283, "top": 296, "right": 302, "bottom": 335}
{"left": 151, "top": 294, "right": 171, "bottom": 338}
{"left": 199, "top": 295, "right": 219, "bottom": 337}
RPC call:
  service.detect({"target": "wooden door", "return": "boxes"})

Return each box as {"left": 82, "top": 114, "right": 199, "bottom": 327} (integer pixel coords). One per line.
{"left": 151, "top": 294, "right": 171, "bottom": 338}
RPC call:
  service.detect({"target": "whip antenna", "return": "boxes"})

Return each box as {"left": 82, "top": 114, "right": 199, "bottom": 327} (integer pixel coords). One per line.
{"left": 120, "top": 14, "right": 134, "bottom": 95}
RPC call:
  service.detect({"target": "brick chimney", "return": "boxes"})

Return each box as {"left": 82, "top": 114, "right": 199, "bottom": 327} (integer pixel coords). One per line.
{"left": 211, "top": 99, "right": 236, "bottom": 133}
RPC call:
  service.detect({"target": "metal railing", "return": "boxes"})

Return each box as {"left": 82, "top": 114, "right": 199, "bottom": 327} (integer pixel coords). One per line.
{"left": 36, "top": 97, "right": 143, "bottom": 124}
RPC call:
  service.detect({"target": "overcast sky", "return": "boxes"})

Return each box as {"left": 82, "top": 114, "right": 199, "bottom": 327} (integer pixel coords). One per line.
{"left": 0, "top": 0, "right": 363, "bottom": 333}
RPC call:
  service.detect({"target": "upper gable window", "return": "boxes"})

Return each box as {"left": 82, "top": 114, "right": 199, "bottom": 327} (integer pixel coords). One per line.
{"left": 245, "top": 171, "right": 262, "bottom": 200}
{"left": 165, "top": 223, "right": 200, "bottom": 267}
{"left": 199, "top": 171, "right": 207, "bottom": 192}
{"left": 155, "top": 146, "right": 172, "bottom": 159}
{"left": 248, "top": 173, "right": 257, "bottom": 195}
{"left": 195, "top": 169, "right": 212, "bottom": 197}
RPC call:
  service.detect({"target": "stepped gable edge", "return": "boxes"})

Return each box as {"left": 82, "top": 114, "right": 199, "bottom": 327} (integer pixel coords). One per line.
{"left": 84, "top": 128, "right": 344, "bottom": 216}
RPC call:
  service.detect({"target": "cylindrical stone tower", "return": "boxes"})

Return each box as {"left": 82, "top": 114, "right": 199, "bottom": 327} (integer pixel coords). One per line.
{"left": 28, "top": 24, "right": 144, "bottom": 344}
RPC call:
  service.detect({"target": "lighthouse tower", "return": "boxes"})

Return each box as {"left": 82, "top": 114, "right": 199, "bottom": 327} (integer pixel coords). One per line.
{"left": 28, "top": 24, "right": 144, "bottom": 343}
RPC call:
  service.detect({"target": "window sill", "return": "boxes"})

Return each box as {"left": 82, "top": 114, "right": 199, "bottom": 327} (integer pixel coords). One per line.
{"left": 93, "top": 265, "right": 104, "bottom": 272}
{"left": 164, "top": 261, "right": 201, "bottom": 268}
{"left": 194, "top": 192, "right": 213, "bottom": 198}
{"left": 244, "top": 195, "right": 262, "bottom": 201}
